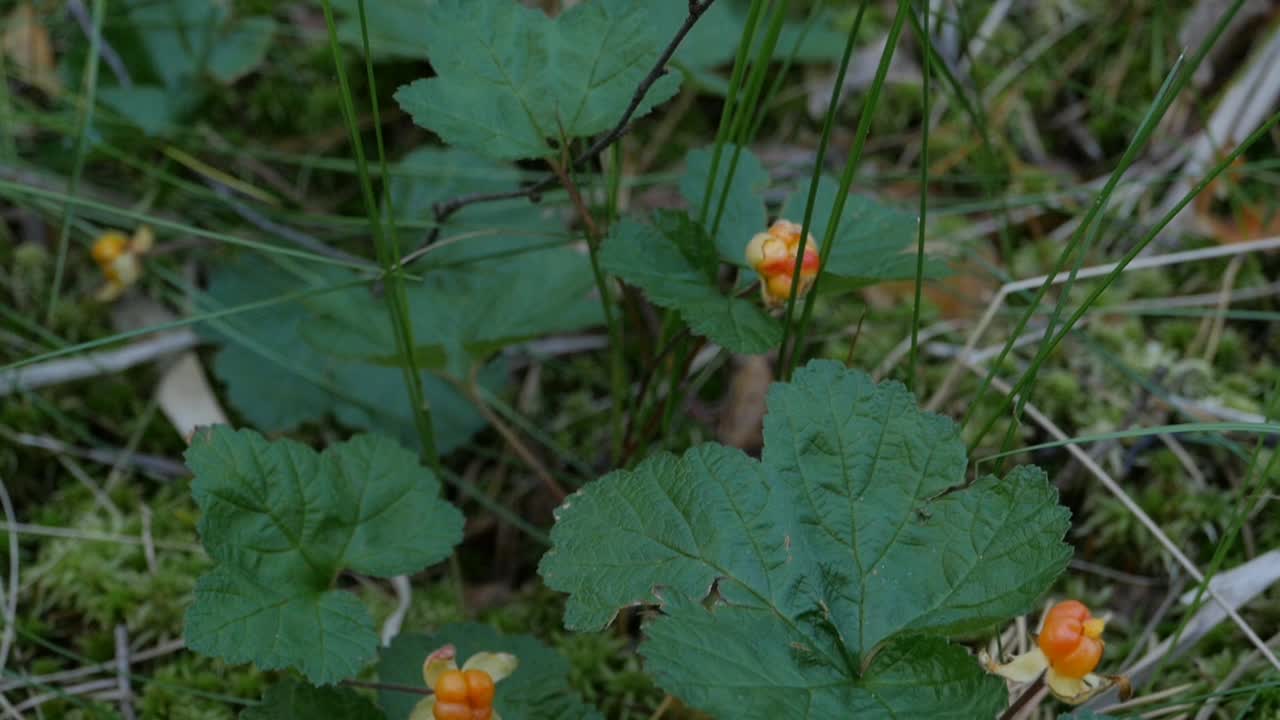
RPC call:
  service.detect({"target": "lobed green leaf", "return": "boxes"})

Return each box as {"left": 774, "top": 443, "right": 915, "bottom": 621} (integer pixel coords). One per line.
{"left": 185, "top": 428, "right": 464, "bottom": 684}
{"left": 394, "top": 0, "right": 679, "bottom": 160}
{"left": 541, "top": 361, "right": 1071, "bottom": 718}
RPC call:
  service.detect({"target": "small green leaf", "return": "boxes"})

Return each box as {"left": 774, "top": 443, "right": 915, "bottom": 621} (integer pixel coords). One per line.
{"left": 540, "top": 361, "right": 1071, "bottom": 718}
{"left": 241, "top": 679, "right": 383, "bottom": 720}
{"left": 654, "top": 209, "right": 720, "bottom": 282}
{"left": 207, "top": 16, "right": 278, "bottom": 84}
{"left": 99, "top": 85, "right": 184, "bottom": 136}
{"left": 185, "top": 428, "right": 463, "bottom": 684}
{"left": 679, "top": 144, "right": 770, "bottom": 265}
{"left": 125, "top": 0, "right": 274, "bottom": 87}
{"left": 394, "top": 0, "right": 679, "bottom": 160}
{"left": 655, "top": 1, "right": 854, "bottom": 74}
{"left": 377, "top": 624, "right": 603, "bottom": 720}
{"left": 602, "top": 214, "right": 780, "bottom": 354}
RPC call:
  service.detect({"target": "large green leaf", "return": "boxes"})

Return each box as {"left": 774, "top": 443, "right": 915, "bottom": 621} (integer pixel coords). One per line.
{"left": 378, "top": 624, "right": 602, "bottom": 720}
{"left": 185, "top": 428, "right": 464, "bottom": 684}
{"left": 780, "top": 176, "right": 944, "bottom": 288}
{"left": 679, "top": 144, "right": 771, "bottom": 266}
{"left": 677, "top": 146, "right": 940, "bottom": 289}
{"left": 394, "top": 0, "right": 680, "bottom": 160}
{"left": 387, "top": 147, "right": 570, "bottom": 272}
{"left": 299, "top": 252, "right": 602, "bottom": 373}
{"left": 602, "top": 212, "right": 780, "bottom": 354}
{"left": 540, "top": 361, "right": 1072, "bottom": 718}
{"left": 241, "top": 680, "right": 383, "bottom": 720}
{"left": 203, "top": 256, "right": 495, "bottom": 454}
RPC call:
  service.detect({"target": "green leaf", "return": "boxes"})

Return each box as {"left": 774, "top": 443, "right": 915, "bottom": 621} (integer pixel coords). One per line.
{"left": 333, "top": 0, "right": 431, "bottom": 59}
{"left": 185, "top": 428, "right": 464, "bottom": 684}
{"left": 644, "top": 597, "right": 1007, "bottom": 718}
{"left": 207, "top": 16, "right": 277, "bottom": 84}
{"left": 203, "top": 256, "right": 494, "bottom": 454}
{"left": 99, "top": 85, "right": 184, "bottom": 137}
{"left": 299, "top": 252, "right": 602, "bottom": 373}
{"left": 241, "top": 679, "right": 383, "bottom": 720}
{"left": 125, "top": 0, "right": 275, "bottom": 87}
{"left": 780, "top": 177, "right": 944, "bottom": 288}
{"left": 602, "top": 213, "right": 780, "bottom": 354}
{"left": 678, "top": 146, "right": 943, "bottom": 288}
{"left": 540, "top": 360, "right": 1071, "bottom": 718}
{"left": 377, "top": 624, "right": 603, "bottom": 720}
{"left": 655, "top": 1, "right": 853, "bottom": 74}
{"left": 387, "top": 147, "right": 569, "bottom": 272}
{"left": 394, "top": 0, "right": 680, "bottom": 160}
{"left": 679, "top": 145, "right": 770, "bottom": 266}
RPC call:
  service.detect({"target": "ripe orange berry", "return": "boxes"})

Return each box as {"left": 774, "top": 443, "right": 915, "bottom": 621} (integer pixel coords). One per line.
{"left": 1037, "top": 600, "right": 1105, "bottom": 679}
{"left": 431, "top": 701, "right": 473, "bottom": 720}
{"left": 434, "top": 670, "right": 470, "bottom": 703}
{"left": 463, "top": 669, "right": 495, "bottom": 707}
{"left": 433, "top": 668, "right": 495, "bottom": 720}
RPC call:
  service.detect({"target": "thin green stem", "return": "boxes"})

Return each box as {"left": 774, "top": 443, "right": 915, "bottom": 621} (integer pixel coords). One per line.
{"left": 776, "top": 1, "right": 867, "bottom": 378}
{"left": 696, "top": 0, "right": 768, "bottom": 229}
{"left": 968, "top": 103, "right": 1280, "bottom": 454}
{"left": 321, "top": 0, "right": 439, "bottom": 469}
{"left": 0, "top": 178, "right": 376, "bottom": 271}
{"left": 603, "top": 144, "right": 627, "bottom": 461}
{"left": 708, "top": 0, "right": 788, "bottom": 240}
{"left": 46, "top": 0, "right": 106, "bottom": 325}
{"left": 968, "top": 0, "right": 1247, "bottom": 454}
{"left": 784, "top": 0, "right": 910, "bottom": 379}
{"left": 1152, "top": 375, "right": 1280, "bottom": 684}
{"left": 906, "top": 0, "right": 931, "bottom": 390}
{"left": 1, "top": 277, "right": 371, "bottom": 374}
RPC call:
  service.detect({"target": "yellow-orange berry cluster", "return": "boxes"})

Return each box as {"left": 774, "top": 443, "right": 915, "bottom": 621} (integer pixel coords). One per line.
{"left": 90, "top": 226, "right": 152, "bottom": 301}
{"left": 745, "top": 219, "right": 821, "bottom": 308}
{"left": 432, "top": 669, "right": 496, "bottom": 720}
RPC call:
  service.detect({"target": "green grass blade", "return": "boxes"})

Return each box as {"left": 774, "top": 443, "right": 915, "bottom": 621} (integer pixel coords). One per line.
{"left": 968, "top": 0, "right": 1249, "bottom": 454}
{"left": 968, "top": 102, "right": 1280, "bottom": 453}
{"left": 775, "top": 1, "right": 868, "bottom": 379}
{"left": 319, "top": 0, "right": 439, "bottom": 468}
{"left": 783, "top": 0, "right": 910, "bottom": 378}
{"left": 906, "top": 0, "right": 932, "bottom": 390}
{"left": 46, "top": 0, "right": 106, "bottom": 325}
